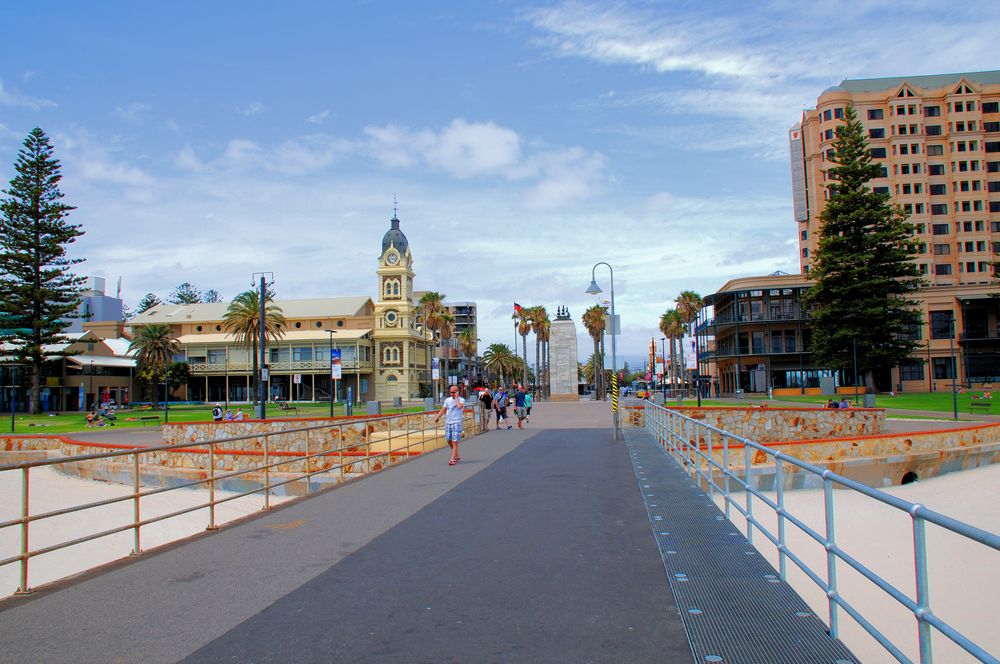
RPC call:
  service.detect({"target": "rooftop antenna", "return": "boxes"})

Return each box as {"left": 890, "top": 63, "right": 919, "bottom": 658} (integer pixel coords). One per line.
{"left": 393, "top": 194, "right": 398, "bottom": 219}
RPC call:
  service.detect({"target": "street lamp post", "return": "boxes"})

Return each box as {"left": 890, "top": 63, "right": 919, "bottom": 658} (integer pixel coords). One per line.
{"left": 950, "top": 316, "right": 958, "bottom": 420}
{"left": 660, "top": 337, "right": 667, "bottom": 401}
{"left": 324, "top": 329, "right": 338, "bottom": 417}
{"left": 586, "top": 262, "right": 618, "bottom": 440}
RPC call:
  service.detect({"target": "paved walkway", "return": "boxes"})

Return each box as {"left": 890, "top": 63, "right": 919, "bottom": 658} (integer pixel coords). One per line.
{"left": 0, "top": 402, "right": 691, "bottom": 663}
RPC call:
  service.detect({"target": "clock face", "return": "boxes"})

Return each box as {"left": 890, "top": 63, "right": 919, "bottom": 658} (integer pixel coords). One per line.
{"left": 385, "top": 310, "right": 399, "bottom": 326}
{"left": 386, "top": 252, "right": 399, "bottom": 265}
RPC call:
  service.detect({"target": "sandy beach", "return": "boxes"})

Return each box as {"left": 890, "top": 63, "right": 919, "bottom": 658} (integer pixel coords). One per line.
{"left": 714, "top": 463, "right": 1000, "bottom": 664}
{"left": 0, "top": 467, "right": 289, "bottom": 595}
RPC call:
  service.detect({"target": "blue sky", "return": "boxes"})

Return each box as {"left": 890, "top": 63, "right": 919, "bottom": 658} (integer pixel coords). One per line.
{"left": 1, "top": 1, "right": 997, "bottom": 367}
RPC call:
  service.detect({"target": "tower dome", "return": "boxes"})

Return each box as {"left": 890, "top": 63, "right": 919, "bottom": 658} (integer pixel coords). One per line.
{"left": 381, "top": 215, "right": 409, "bottom": 255}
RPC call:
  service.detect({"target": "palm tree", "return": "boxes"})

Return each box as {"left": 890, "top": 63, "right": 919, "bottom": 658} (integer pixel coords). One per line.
{"left": 659, "top": 309, "right": 684, "bottom": 393}
{"left": 129, "top": 323, "right": 180, "bottom": 402}
{"left": 512, "top": 307, "right": 532, "bottom": 388}
{"left": 582, "top": 305, "right": 606, "bottom": 399}
{"left": 674, "top": 290, "right": 704, "bottom": 394}
{"left": 527, "top": 306, "right": 547, "bottom": 395}
{"left": 457, "top": 327, "right": 477, "bottom": 358}
{"left": 537, "top": 315, "right": 551, "bottom": 398}
{"left": 438, "top": 310, "right": 455, "bottom": 390}
{"left": 457, "top": 327, "right": 478, "bottom": 385}
{"left": 222, "top": 289, "right": 286, "bottom": 405}
{"left": 418, "top": 291, "right": 447, "bottom": 392}
{"left": 482, "top": 343, "right": 518, "bottom": 385}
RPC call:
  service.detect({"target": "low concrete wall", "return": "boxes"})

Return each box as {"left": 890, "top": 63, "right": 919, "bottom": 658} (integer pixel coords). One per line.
{"left": 661, "top": 422, "right": 1000, "bottom": 490}
{"left": 0, "top": 408, "right": 480, "bottom": 496}
{"left": 625, "top": 405, "right": 884, "bottom": 442}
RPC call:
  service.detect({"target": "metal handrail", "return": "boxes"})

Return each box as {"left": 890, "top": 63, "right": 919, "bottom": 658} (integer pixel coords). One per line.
{"left": 642, "top": 401, "right": 1000, "bottom": 664}
{"left": 0, "top": 409, "right": 468, "bottom": 595}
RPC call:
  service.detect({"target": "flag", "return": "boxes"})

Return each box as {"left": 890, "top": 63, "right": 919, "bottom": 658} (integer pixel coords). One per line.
{"left": 514, "top": 302, "right": 523, "bottom": 313}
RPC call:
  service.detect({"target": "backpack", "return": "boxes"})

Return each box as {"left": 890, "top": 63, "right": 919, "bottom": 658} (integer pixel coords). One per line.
{"left": 497, "top": 392, "right": 509, "bottom": 408}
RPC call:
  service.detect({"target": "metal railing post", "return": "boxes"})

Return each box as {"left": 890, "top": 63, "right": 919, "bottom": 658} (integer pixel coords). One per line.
{"left": 207, "top": 443, "right": 218, "bottom": 530}
{"left": 776, "top": 456, "right": 787, "bottom": 581}
{"left": 132, "top": 452, "right": 142, "bottom": 554}
{"left": 744, "top": 442, "right": 754, "bottom": 545}
{"left": 338, "top": 424, "right": 345, "bottom": 483}
{"left": 262, "top": 433, "right": 271, "bottom": 510}
{"left": 913, "top": 510, "right": 934, "bottom": 663}
{"left": 824, "top": 476, "right": 840, "bottom": 639}
{"left": 722, "top": 431, "right": 731, "bottom": 521}
{"left": 305, "top": 430, "right": 312, "bottom": 495}
{"left": 16, "top": 467, "right": 30, "bottom": 594}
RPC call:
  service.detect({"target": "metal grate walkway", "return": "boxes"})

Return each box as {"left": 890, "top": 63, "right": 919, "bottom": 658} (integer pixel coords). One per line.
{"left": 624, "top": 427, "right": 859, "bottom": 664}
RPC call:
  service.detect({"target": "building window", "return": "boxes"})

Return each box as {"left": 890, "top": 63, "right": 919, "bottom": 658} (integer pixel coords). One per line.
{"left": 931, "top": 204, "right": 948, "bottom": 215}
{"left": 987, "top": 142, "right": 1000, "bottom": 153}
{"left": 924, "top": 106, "right": 940, "bottom": 117}
{"left": 869, "top": 128, "right": 885, "bottom": 139}
{"left": 868, "top": 109, "right": 884, "bottom": 120}
{"left": 935, "top": 263, "right": 952, "bottom": 275}
{"left": 926, "top": 125, "right": 942, "bottom": 136}
{"left": 899, "top": 362, "right": 924, "bottom": 381}
{"left": 930, "top": 311, "right": 954, "bottom": 338}
{"left": 929, "top": 184, "right": 947, "bottom": 195}
{"left": 927, "top": 145, "right": 944, "bottom": 157}
{"left": 834, "top": 108, "right": 844, "bottom": 119}
{"left": 984, "top": 102, "right": 999, "bottom": 114}
{"left": 823, "top": 109, "right": 832, "bottom": 121}
{"left": 933, "top": 358, "right": 955, "bottom": 380}
{"left": 986, "top": 122, "right": 1000, "bottom": 133}
{"left": 933, "top": 243, "right": 950, "bottom": 255}
{"left": 870, "top": 147, "right": 887, "bottom": 158}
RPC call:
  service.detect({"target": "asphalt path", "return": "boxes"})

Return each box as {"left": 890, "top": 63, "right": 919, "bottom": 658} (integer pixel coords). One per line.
{"left": 0, "top": 401, "right": 691, "bottom": 664}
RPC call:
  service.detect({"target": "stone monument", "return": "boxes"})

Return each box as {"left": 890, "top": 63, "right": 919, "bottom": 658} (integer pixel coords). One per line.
{"left": 549, "top": 306, "right": 579, "bottom": 402}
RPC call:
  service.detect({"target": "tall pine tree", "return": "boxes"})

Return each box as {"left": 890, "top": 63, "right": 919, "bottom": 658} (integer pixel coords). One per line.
{"left": 0, "top": 127, "right": 85, "bottom": 413}
{"left": 804, "top": 105, "right": 924, "bottom": 392}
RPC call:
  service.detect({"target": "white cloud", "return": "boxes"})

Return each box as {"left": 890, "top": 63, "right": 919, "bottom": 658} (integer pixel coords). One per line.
{"left": 0, "top": 80, "right": 56, "bottom": 109}
{"left": 523, "top": 2, "right": 1000, "bottom": 158}
{"left": 307, "top": 109, "right": 331, "bottom": 124}
{"left": 238, "top": 102, "right": 266, "bottom": 116}
{"left": 114, "top": 102, "right": 152, "bottom": 123}
{"left": 364, "top": 118, "right": 606, "bottom": 208}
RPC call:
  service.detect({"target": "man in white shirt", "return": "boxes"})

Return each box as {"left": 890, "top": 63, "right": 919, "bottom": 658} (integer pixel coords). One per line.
{"left": 434, "top": 386, "right": 465, "bottom": 466}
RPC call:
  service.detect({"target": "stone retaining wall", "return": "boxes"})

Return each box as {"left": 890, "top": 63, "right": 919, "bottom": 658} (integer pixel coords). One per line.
{"left": 0, "top": 408, "right": 480, "bottom": 496}
{"left": 625, "top": 405, "right": 884, "bottom": 441}
{"left": 658, "top": 422, "right": 1000, "bottom": 490}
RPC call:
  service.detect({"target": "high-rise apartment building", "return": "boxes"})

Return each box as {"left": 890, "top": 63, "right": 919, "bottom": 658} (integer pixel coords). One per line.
{"left": 791, "top": 71, "right": 1000, "bottom": 282}
{"left": 786, "top": 71, "right": 1000, "bottom": 391}
{"left": 697, "top": 72, "right": 999, "bottom": 395}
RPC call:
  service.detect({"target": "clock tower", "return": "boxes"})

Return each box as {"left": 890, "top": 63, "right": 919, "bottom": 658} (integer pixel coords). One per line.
{"left": 373, "top": 214, "right": 427, "bottom": 400}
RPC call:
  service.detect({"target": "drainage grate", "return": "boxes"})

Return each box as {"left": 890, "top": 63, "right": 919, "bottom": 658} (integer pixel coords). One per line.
{"left": 625, "top": 429, "right": 859, "bottom": 664}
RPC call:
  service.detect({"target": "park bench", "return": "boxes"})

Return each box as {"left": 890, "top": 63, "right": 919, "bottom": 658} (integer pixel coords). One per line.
{"left": 137, "top": 415, "right": 161, "bottom": 426}
{"left": 277, "top": 401, "right": 299, "bottom": 414}
{"left": 969, "top": 400, "right": 992, "bottom": 415}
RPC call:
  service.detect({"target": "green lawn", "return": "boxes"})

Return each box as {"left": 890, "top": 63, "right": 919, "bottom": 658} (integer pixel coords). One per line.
{"left": 767, "top": 391, "right": 993, "bottom": 413}
{"left": 2, "top": 402, "right": 426, "bottom": 436}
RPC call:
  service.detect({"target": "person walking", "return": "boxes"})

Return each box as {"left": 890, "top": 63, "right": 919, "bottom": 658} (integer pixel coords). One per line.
{"left": 494, "top": 386, "right": 511, "bottom": 430}
{"left": 479, "top": 388, "right": 493, "bottom": 432}
{"left": 524, "top": 390, "right": 533, "bottom": 423}
{"left": 434, "top": 385, "right": 465, "bottom": 465}
{"left": 514, "top": 386, "right": 527, "bottom": 429}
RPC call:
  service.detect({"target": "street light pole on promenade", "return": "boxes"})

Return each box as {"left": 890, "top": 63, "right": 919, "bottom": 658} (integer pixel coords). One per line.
{"left": 324, "top": 329, "right": 338, "bottom": 417}
{"left": 586, "top": 262, "right": 618, "bottom": 440}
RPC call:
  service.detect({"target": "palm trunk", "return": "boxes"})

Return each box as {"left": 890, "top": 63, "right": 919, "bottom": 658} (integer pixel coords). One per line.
{"left": 593, "top": 338, "right": 601, "bottom": 398}
{"left": 521, "top": 333, "right": 528, "bottom": 388}
{"left": 534, "top": 336, "right": 540, "bottom": 396}
{"left": 678, "top": 335, "right": 686, "bottom": 394}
